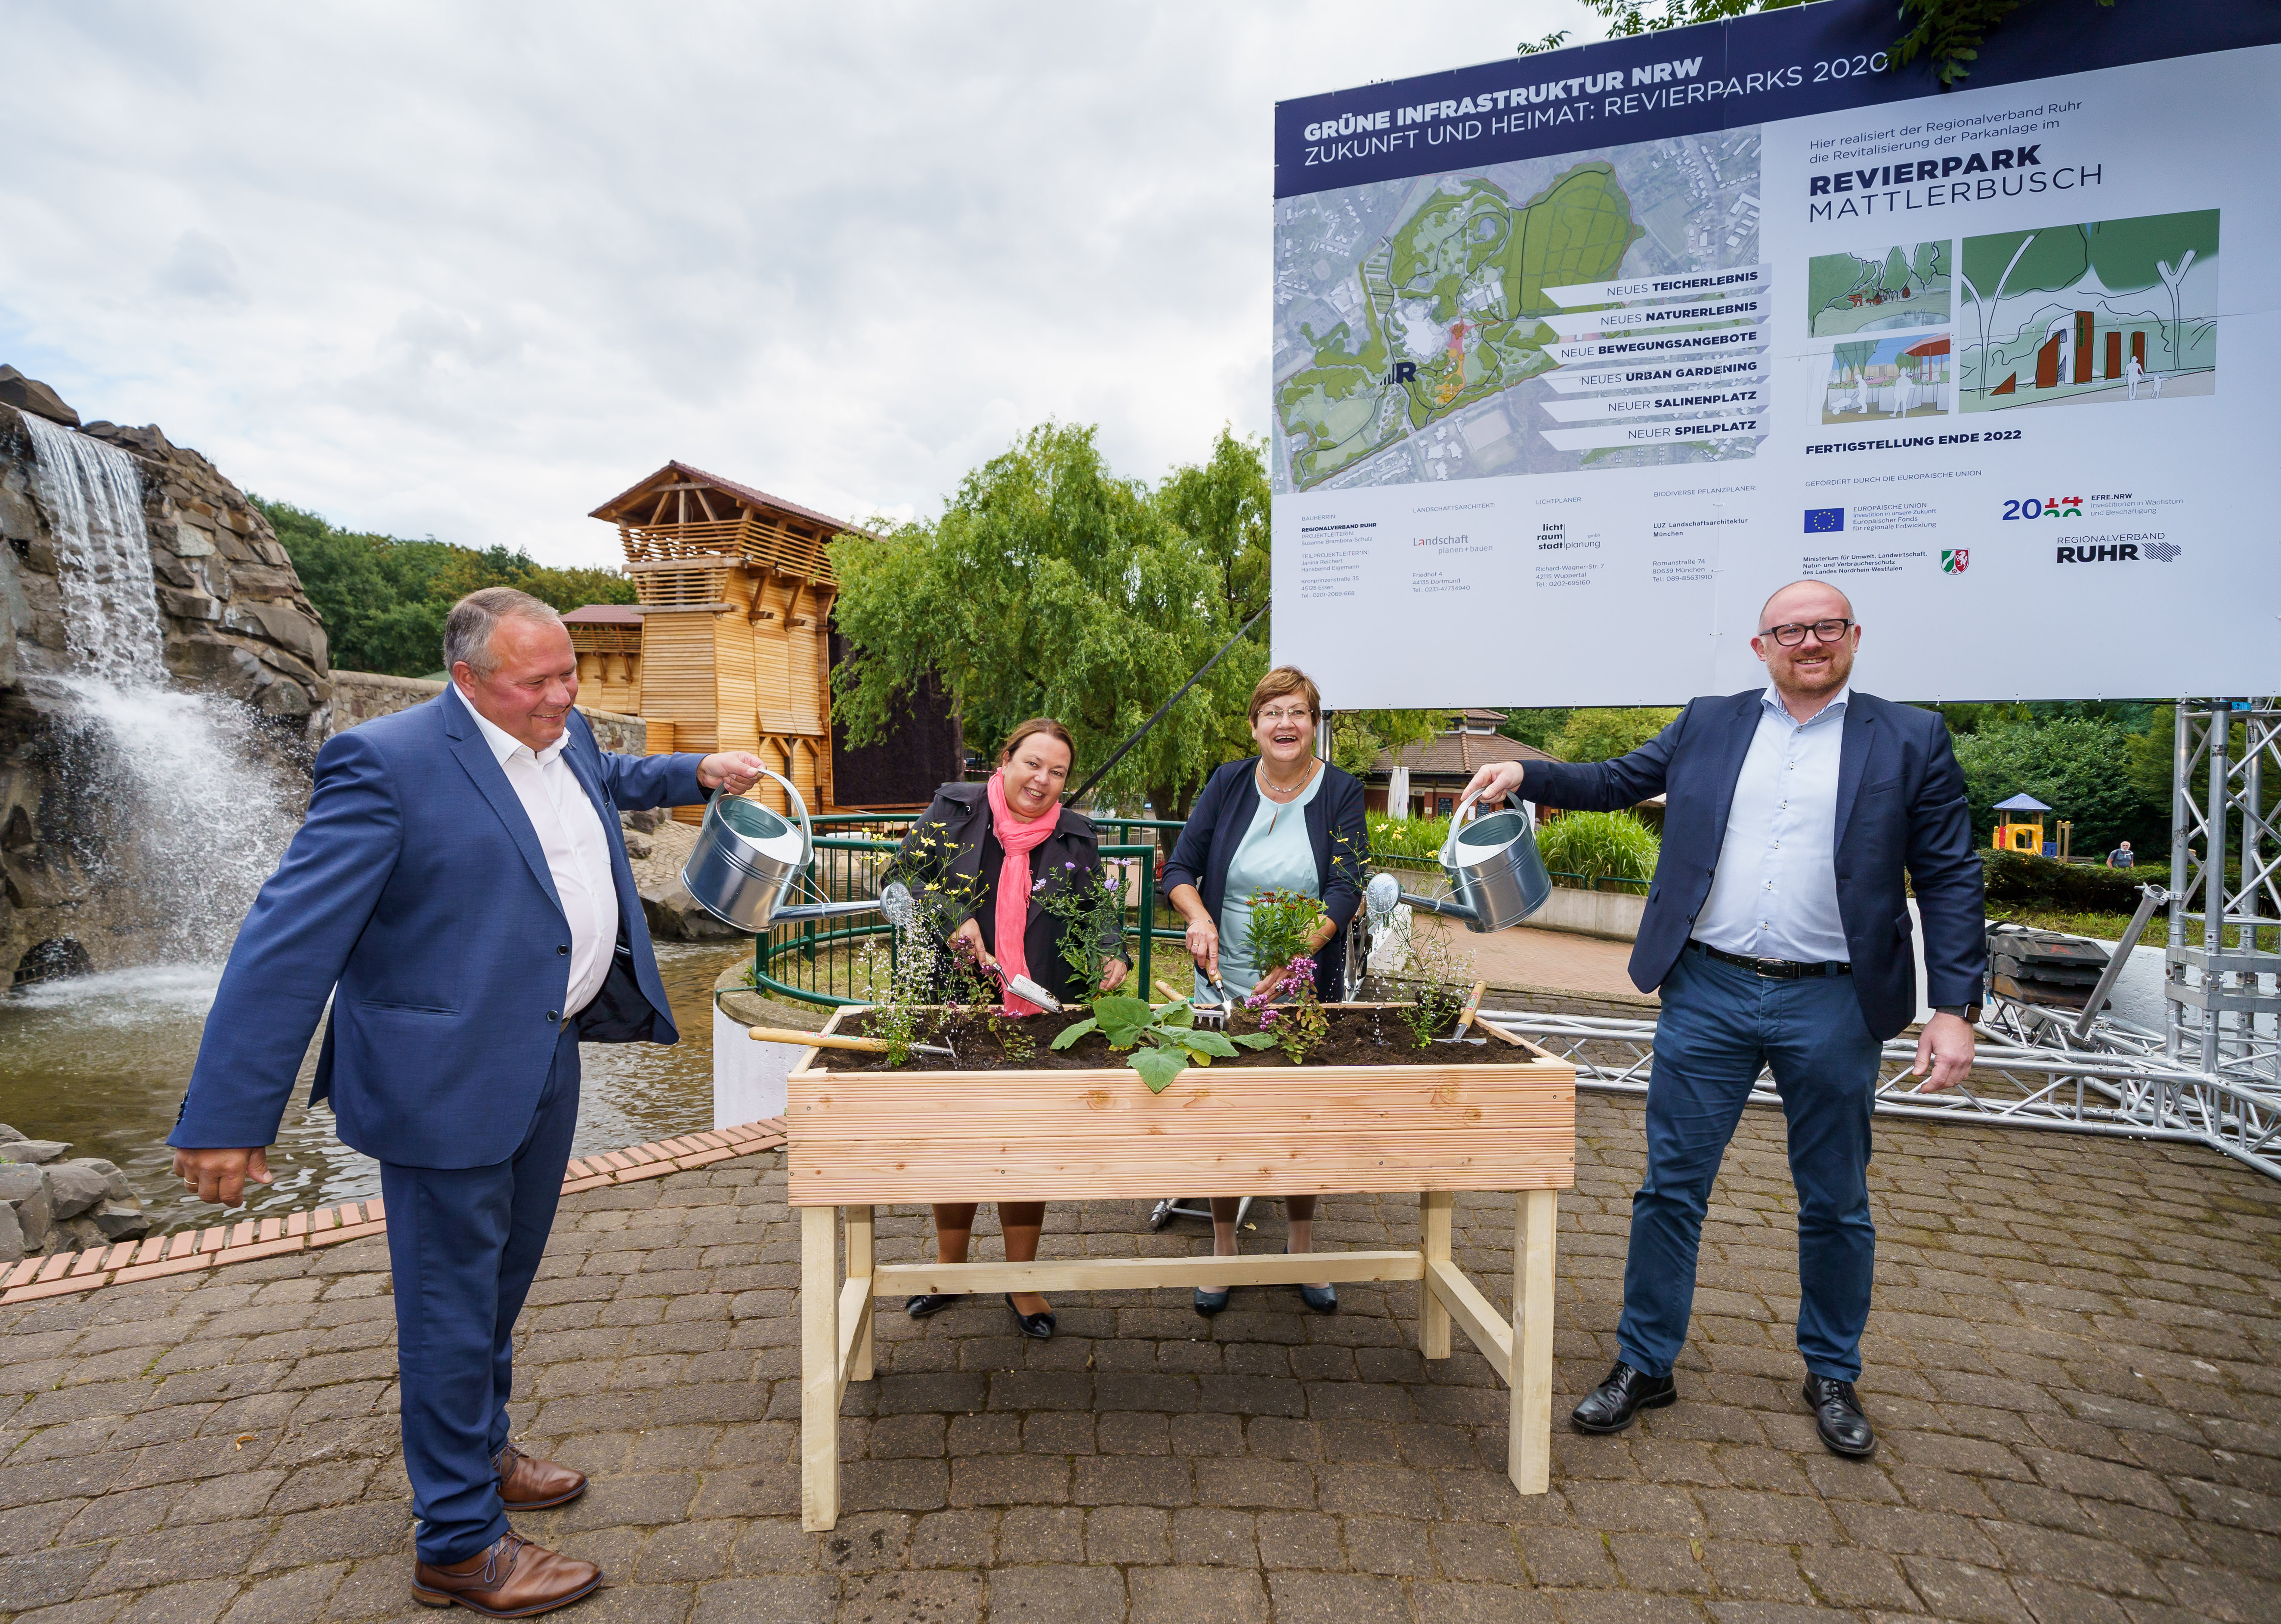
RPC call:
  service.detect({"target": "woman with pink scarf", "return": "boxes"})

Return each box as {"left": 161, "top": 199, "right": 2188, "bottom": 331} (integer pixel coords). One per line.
{"left": 888, "top": 718, "right": 1129, "bottom": 1339}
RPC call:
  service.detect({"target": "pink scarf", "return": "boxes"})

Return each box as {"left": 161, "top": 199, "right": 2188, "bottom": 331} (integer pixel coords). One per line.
{"left": 985, "top": 770, "right": 1059, "bottom": 1015}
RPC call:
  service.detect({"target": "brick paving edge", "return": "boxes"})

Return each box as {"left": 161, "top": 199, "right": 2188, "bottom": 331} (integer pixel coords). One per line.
{"left": 0, "top": 1117, "right": 789, "bottom": 1305}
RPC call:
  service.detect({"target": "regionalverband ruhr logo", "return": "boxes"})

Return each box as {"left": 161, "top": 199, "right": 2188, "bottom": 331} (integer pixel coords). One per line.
{"left": 1941, "top": 549, "right": 1969, "bottom": 574}
{"left": 2055, "top": 541, "right": 2180, "bottom": 564}
{"left": 1804, "top": 507, "right": 1845, "bottom": 534}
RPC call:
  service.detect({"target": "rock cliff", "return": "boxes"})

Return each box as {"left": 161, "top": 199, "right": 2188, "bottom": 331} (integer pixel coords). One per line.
{"left": 0, "top": 376, "right": 332, "bottom": 981}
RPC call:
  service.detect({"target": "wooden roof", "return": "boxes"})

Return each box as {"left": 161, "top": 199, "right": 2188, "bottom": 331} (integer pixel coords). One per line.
{"left": 588, "top": 461, "right": 872, "bottom": 538}
{"left": 1370, "top": 732, "right": 1561, "bottom": 781}
{"left": 562, "top": 603, "right": 644, "bottom": 625}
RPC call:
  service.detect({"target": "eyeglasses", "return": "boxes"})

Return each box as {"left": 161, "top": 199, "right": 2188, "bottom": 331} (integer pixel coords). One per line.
{"left": 1257, "top": 707, "right": 1315, "bottom": 724}
{"left": 1758, "top": 619, "right": 1854, "bottom": 647}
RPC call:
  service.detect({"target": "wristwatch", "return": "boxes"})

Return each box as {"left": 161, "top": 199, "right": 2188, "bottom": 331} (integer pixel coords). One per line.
{"left": 1932, "top": 1003, "right": 1981, "bottom": 1023}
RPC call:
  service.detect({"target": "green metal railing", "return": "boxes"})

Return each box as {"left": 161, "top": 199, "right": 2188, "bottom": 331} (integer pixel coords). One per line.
{"left": 751, "top": 813, "right": 1192, "bottom": 1007}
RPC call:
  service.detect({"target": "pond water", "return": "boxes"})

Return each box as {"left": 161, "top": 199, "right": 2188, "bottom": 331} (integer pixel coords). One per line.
{"left": 0, "top": 941, "right": 757, "bottom": 1228}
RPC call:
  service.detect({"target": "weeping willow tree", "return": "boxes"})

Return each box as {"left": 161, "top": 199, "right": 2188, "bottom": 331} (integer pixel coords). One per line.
{"left": 1520, "top": 0, "right": 2122, "bottom": 89}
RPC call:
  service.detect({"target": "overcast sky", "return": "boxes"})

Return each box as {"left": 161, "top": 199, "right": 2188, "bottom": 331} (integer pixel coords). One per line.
{"left": 0, "top": 1, "right": 1601, "bottom": 565}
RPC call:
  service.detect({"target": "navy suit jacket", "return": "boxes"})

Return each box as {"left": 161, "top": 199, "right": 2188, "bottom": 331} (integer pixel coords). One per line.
{"left": 1161, "top": 758, "right": 1368, "bottom": 1003}
{"left": 171, "top": 694, "right": 705, "bottom": 1169}
{"left": 1521, "top": 690, "right": 1984, "bottom": 1041}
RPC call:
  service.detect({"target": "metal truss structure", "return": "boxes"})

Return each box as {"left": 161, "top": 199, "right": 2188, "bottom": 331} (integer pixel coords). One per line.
{"left": 1480, "top": 1009, "right": 2281, "bottom": 1185}
{"left": 2165, "top": 699, "right": 2281, "bottom": 1086}
{"left": 1361, "top": 700, "right": 2281, "bottom": 1185}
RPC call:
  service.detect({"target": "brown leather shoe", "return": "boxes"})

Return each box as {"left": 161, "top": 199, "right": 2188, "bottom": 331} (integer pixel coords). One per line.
{"left": 412, "top": 1531, "right": 600, "bottom": 1617}
{"left": 495, "top": 1444, "right": 587, "bottom": 1509}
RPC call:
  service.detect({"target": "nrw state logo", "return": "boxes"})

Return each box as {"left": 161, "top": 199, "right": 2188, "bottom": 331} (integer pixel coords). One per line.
{"left": 1941, "top": 549, "right": 1969, "bottom": 574}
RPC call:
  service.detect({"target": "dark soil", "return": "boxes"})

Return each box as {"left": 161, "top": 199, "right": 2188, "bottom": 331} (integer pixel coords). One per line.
{"left": 813, "top": 1005, "right": 1528, "bottom": 1071}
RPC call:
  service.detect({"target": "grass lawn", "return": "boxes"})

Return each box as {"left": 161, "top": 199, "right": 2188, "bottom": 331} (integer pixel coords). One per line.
{"left": 1986, "top": 901, "right": 2277, "bottom": 950}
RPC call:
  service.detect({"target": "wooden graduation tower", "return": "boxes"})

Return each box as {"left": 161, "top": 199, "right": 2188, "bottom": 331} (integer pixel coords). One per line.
{"left": 590, "top": 464, "right": 865, "bottom": 819}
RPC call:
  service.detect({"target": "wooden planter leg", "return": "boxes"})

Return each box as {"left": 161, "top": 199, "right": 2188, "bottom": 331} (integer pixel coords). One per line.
{"left": 1509, "top": 1189, "right": 1558, "bottom": 1496}
{"left": 801, "top": 1204, "right": 841, "bottom": 1531}
{"left": 1419, "top": 1191, "right": 1453, "bottom": 1360}
{"left": 847, "top": 1204, "right": 875, "bottom": 1384}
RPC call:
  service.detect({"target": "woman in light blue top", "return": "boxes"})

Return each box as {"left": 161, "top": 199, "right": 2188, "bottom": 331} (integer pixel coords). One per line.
{"left": 1162, "top": 667, "right": 1368, "bottom": 1318}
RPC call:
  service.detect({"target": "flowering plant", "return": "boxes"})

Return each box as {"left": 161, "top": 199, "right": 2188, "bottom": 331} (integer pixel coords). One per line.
{"left": 1242, "top": 888, "right": 1332, "bottom": 1063}
{"left": 1036, "top": 859, "right": 1126, "bottom": 998}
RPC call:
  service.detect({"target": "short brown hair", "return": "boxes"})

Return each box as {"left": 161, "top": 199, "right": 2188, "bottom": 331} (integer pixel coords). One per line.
{"left": 999, "top": 717, "right": 1075, "bottom": 765}
{"left": 1248, "top": 666, "right": 1321, "bottom": 724}
{"left": 444, "top": 587, "right": 563, "bottom": 676}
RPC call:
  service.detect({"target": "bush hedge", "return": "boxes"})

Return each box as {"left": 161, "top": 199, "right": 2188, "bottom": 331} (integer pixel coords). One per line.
{"left": 1980, "top": 849, "right": 2154, "bottom": 910}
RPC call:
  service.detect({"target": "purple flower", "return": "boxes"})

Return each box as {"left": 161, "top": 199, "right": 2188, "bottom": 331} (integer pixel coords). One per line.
{"left": 1261, "top": 1008, "right": 1280, "bottom": 1027}
{"left": 1289, "top": 956, "right": 1317, "bottom": 978}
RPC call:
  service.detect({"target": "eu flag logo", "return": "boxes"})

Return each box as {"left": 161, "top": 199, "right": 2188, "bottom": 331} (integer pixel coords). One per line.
{"left": 1804, "top": 508, "right": 1845, "bottom": 534}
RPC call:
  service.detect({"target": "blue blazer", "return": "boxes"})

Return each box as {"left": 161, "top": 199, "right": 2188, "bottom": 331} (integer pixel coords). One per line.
{"left": 1161, "top": 758, "right": 1368, "bottom": 1003}
{"left": 171, "top": 693, "right": 705, "bottom": 1169}
{"left": 1521, "top": 690, "right": 1984, "bottom": 1041}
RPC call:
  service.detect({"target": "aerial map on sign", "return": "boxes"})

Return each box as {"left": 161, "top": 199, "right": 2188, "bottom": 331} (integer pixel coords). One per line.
{"left": 1273, "top": 129, "right": 1765, "bottom": 492}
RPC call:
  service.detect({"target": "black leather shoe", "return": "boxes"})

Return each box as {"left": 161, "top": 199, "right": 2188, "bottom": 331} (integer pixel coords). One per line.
{"left": 1804, "top": 1375, "right": 1877, "bottom": 1458}
{"left": 1570, "top": 1360, "right": 1677, "bottom": 1435}
{"left": 905, "top": 1293, "right": 964, "bottom": 1318}
{"left": 1004, "top": 1294, "right": 1056, "bottom": 1339}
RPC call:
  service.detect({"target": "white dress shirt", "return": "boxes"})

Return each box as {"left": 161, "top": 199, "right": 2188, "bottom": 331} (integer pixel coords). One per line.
{"left": 452, "top": 684, "right": 621, "bottom": 1016}
{"left": 1693, "top": 685, "right": 1851, "bottom": 964}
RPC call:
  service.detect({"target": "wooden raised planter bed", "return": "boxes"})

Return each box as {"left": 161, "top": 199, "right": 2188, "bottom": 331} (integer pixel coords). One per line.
{"left": 783, "top": 1003, "right": 1576, "bottom": 1531}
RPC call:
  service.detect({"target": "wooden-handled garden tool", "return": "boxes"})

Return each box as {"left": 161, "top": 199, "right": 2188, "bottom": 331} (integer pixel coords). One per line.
{"left": 748, "top": 1026, "right": 956, "bottom": 1058}
{"left": 1436, "top": 980, "right": 1489, "bottom": 1044}
{"left": 1156, "top": 977, "right": 1226, "bottom": 1029}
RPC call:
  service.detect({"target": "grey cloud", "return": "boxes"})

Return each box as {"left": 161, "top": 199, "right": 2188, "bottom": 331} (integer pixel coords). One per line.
{"left": 0, "top": 0, "right": 1597, "bottom": 563}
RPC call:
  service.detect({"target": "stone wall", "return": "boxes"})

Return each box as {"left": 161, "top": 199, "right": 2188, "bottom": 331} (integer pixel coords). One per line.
{"left": 327, "top": 669, "right": 646, "bottom": 755}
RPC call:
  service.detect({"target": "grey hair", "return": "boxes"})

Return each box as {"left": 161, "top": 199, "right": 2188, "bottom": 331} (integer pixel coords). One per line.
{"left": 444, "top": 587, "right": 564, "bottom": 676}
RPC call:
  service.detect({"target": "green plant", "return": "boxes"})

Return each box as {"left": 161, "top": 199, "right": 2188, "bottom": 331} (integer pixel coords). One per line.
{"left": 988, "top": 1015, "right": 1038, "bottom": 1067}
{"left": 1395, "top": 928, "right": 1475, "bottom": 1051}
{"left": 1037, "top": 860, "right": 1126, "bottom": 997}
{"left": 1535, "top": 811, "right": 1660, "bottom": 888}
{"left": 1242, "top": 889, "right": 1334, "bottom": 1063}
{"left": 1980, "top": 849, "right": 2148, "bottom": 911}
{"left": 1366, "top": 814, "right": 1450, "bottom": 864}
{"left": 1052, "top": 993, "right": 1273, "bottom": 1092}
{"left": 1554, "top": 708, "right": 1679, "bottom": 764}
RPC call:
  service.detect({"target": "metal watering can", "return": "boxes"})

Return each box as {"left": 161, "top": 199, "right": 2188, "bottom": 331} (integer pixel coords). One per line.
{"left": 1364, "top": 787, "right": 1551, "bottom": 935}
{"left": 682, "top": 769, "right": 903, "bottom": 933}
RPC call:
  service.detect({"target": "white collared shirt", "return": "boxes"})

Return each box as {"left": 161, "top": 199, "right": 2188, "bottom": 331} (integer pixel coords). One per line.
{"left": 452, "top": 684, "right": 620, "bottom": 1016}
{"left": 1693, "top": 685, "right": 1851, "bottom": 964}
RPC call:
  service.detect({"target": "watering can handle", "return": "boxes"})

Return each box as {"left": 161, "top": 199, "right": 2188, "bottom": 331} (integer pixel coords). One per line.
{"left": 708, "top": 767, "right": 815, "bottom": 867}
{"left": 1438, "top": 787, "right": 1488, "bottom": 873}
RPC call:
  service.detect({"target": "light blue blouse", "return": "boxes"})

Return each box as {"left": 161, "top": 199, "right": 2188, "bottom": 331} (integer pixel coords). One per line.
{"left": 1203, "top": 765, "right": 1324, "bottom": 998}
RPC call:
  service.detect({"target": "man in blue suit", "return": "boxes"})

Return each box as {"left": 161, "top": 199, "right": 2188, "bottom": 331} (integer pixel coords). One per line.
{"left": 171, "top": 588, "right": 763, "bottom": 1616}
{"left": 1465, "top": 579, "right": 1984, "bottom": 1461}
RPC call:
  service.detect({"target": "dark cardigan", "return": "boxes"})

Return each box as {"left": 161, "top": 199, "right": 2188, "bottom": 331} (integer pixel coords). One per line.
{"left": 891, "top": 783, "right": 1125, "bottom": 1004}
{"left": 1159, "top": 758, "right": 1369, "bottom": 1002}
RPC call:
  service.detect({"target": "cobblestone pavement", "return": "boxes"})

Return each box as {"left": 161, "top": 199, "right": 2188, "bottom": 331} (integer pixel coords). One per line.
{"left": 3, "top": 1095, "right": 2278, "bottom": 1624}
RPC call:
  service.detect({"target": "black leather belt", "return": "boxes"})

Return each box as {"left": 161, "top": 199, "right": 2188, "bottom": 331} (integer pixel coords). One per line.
{"left": 1691, "top": 941, "right": 1851, "bottom": 979}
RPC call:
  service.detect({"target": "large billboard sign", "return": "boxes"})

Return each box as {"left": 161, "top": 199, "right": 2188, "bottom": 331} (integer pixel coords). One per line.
{"left": 1269, "top": 5, "right": 2281, "bottom": 705}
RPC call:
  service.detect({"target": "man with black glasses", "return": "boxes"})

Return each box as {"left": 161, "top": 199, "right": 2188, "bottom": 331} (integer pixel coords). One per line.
{"left": 1463, "top": 578, "right": 1984, "bottom": 1460}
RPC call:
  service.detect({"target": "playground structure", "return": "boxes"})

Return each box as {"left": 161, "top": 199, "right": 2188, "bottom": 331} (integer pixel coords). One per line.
{"left": 1993, "top": 791, "right": 2072, "bottom": 859}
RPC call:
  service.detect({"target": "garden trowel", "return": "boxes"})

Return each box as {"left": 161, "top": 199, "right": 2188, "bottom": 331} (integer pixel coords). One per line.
{"left": 1435, "top": 981, "right": 1490, "bottom": 1044}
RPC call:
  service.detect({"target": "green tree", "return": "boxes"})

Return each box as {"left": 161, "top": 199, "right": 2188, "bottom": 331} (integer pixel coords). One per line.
{"left": 1523, "top": 2, "right": 2121, "bottom": 91}
{"left": 255, "top": 499, "right": 635, "bottom": 677}
{"left": 1498, "top": 708, "right": 1574, "bottom": 753}
{"left": 1555, "top": 707, "right": 1679, "bottom": 764}
{"left": 1960, "top": 225, "right": 2089, "bottom": 395}
{"left": 1882, "top": 246, "right": 1913, "bottom": 296}
{"left": 831, "top": 424, "right": 1270, "bottom": 817}
{"left": 1951, "top": 716, "right": 2155, "bottom": 854}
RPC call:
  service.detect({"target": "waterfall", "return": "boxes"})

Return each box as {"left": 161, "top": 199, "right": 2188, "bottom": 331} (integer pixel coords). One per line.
{"left": 23, "top": 415, "right": 169, "bottom": 685}
{"left": 21, "top": 416, "right": 302, "bottom": 966}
